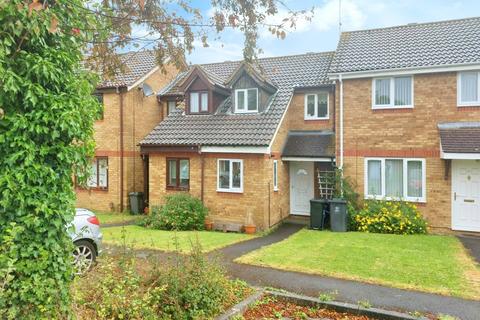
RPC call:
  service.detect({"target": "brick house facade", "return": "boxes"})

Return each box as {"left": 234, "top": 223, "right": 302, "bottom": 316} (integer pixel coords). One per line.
{"left": 75, "top": 51, "right": 178, "bottom": 212}
{"left": 141, "top": 53, "right": 336, "bottom": 230}
{"left": 330, "top": 17, "right": 480, "bottom": 233}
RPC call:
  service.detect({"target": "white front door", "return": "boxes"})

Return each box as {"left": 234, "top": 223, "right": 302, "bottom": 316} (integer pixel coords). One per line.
{"left": 452, "top": 160, "right": 480, "bottom": 232}
{"left": 290, "top": 162, "right": 314, "bottom": 216}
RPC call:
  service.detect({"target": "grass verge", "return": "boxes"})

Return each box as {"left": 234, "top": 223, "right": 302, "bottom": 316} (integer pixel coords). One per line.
{"left": 103, "top": 225, "right": 256, "bottom": 253}
{"left": 235, "top": 229, "right": 480, "bottom": 299}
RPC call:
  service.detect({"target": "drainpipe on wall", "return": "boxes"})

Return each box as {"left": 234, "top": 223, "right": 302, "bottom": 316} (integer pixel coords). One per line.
{"left": 119, "top": 89, "right": 125, "bottom": 212}
{"left": 339, "top": 74, "right": 344, "bottom": 171}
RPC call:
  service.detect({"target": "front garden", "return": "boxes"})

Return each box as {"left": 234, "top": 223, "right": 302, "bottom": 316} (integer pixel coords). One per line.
{"left": 103, "top": 225, "right": 255, "bottom": 253}
{"left": 236, "top": 229, "right": 480, "bottom": 299}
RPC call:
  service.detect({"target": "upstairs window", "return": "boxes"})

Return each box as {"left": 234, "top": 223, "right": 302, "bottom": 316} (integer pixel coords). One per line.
{"left": 304, "top": 92, "right": 329, "bottom": 120}
{"left": 190, "top": 91, "right": 208, "bottom": 113}
{"left": 167, "top": 158, "right": 190, "bottom": 190}
{"left": 372, "top": 76, "right": 413, "bottom": 109}
{"left": 235, "top": 88, "right": 258, "bottom": 113}
{"left": 458, "top": 72, "right": 480, "bottom": 106}
{"left": 167, "top": 100, "right": 177, "bottom": 115}
{"left": 87, "top": 157, "right": 108, "bottom": 189}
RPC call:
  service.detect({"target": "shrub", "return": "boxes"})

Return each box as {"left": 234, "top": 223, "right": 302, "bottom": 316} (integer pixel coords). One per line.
{"left": 73, "top": 241, "right": 251, "bottom": 319}
{"left": 147, "top": 245, "right": 250, "bottom": 319}
{"left": 351, "top": 199, "right": 427, "bottom": 234}
{"left": 139, "top": 193, "right": 208, "bottom": 231}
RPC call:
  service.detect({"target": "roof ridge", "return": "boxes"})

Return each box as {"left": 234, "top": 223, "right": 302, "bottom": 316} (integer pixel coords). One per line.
{"left": 341, "top": 16, "right": 480, "bottom": 35}
{"left": 198, "top": 51, "right": 335, "bottom": 67}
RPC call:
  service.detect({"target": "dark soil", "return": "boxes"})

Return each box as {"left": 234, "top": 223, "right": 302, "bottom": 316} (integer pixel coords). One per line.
{"left": 243, "top": 296, "right": 371, "bottom": 320}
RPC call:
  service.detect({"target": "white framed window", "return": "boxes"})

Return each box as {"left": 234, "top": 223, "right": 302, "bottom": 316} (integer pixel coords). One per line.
{"left": 372, "top": 76, "right": 413, "bottom": 109}
{"left": 304, "top": 92, "right": 329, "bottom": 120}
{"left": 190, "top": 91, "right": 208, "bottom": 113}
{"left": 364, "top": 158, "right": 426, "bottom": 202}
{"left": 458, "top": 71, "right": 480, "bottom": 106}
{"left": 217, "top": 159, "right": 243, "bottom": 193}
{"left": 235, "top": 88, "right": 258, "bottom": 113}
{"left": 200, "top": 92, "right": 208, "bottom": 112}
{"left": 167, "top": 100, "right": 177, "bottom": 115}
{"left": 87, "top": 157, "right": 108, "bottom": 189}
{"left": 273, "top": 160, "right": 278, "bottom": 191}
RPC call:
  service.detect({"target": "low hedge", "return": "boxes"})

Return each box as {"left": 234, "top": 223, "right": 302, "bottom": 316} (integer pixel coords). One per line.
{"left": 138, "top": 193, "right": 207, "bottom": 231}
{"left": 351, "top": 199, "right": 427, "bottom": 234}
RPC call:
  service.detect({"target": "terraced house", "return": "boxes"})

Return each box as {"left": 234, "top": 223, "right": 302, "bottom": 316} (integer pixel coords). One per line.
{"left": 80, "top": 17, "right": 480, "bottom": 234}
{"left": 75, "top": 51, "right": 178, "bottom": 212}
{"left": 329, "top": 17, "right": 480, "bottom": 233}
{"left": 140, "top": 53, "right": 336, "bottom": 230}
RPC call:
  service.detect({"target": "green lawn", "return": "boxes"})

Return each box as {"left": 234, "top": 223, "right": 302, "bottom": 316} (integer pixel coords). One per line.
{"left": 236, "top": 229, "right": 480, "bottom": 299}
{"left": 103, "top": 225, "right": 256, "bottom": 253}
{"left": 95, "top": 212, "right": 142, "bottom": 225}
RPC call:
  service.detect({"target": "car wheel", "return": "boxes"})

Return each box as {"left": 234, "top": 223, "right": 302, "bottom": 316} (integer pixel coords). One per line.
{"left": 73, "top": 240, "right": 96, "bottom": 275}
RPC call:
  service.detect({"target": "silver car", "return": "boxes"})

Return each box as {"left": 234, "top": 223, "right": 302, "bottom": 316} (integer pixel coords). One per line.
{"left": 70, "top": 208, "right": 103, "bottom": 274}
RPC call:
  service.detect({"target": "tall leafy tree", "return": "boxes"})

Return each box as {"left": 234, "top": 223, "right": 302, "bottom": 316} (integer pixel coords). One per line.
{"left": 0, "top": 0, "right": 310, "bottom": 318}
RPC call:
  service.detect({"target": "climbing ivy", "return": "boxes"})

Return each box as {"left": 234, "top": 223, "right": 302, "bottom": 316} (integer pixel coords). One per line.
{"left": 0, "top": 1, "right": 100, "bottom": 318}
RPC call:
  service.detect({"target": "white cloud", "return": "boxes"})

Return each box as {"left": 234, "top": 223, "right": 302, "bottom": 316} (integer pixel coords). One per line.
{"left": 260, "top": 0, "right": 366, "bottom": 38}
{"left": 188, "top": 40, "right": 244, "bottom": 64}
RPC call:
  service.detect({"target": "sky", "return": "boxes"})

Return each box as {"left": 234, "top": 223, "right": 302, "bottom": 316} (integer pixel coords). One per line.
{"left": 179, "top": 0, "right": 480, "bottom": 64}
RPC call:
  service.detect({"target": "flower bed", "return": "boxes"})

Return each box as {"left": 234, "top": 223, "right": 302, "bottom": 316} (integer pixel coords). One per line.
{"left": 221, "top": 290, "right": 430, "bottom": 320}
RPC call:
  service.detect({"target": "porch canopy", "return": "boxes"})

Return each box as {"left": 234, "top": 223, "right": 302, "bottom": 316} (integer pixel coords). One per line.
{"left": 281, "top": 130, "right": 335, "bottom": 161}
{"left": 438, "top": 122, "right": 480, "bottom": 159}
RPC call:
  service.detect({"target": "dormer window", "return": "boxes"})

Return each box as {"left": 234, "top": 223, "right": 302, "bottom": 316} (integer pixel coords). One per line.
{"left": 190, "top": 91, "right": 208, "bottom": 113}
{"left": 235, "top": 88, "right": 258, "bottom": 113}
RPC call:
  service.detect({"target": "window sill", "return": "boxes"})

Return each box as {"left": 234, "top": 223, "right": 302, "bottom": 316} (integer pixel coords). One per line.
{"left": 304, "top": 117, "right": 329, "bottom": 121}
{"left": 76, "top": 187, "right": 109, "bottom": 192}
{"left": 273, "top": 188, "right": 279, "bottom": 192}
{"left": 166, "top": 186, "right": 189, "bottom": 191}
{"left": 234, "top": 111, "right": 259, "bottom": 114}
{"left": 216, "top": 189, "right": 243, "bottom": 194}
{"left": 457, "top": 104, "right": 480, "bottom": 108}
{"left": 372, "top": 105, "right": 413, "bottom": 110}
{"left": 364, "top": 195, "right": 426, "bottom": 203}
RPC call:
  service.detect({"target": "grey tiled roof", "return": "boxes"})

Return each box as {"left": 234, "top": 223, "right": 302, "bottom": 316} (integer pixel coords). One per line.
{"left": 330, "top": 17, "right": 480, "bottom": 74}
{"left": 97, "top": 50, "right": 158, "bottom": 89}
{"left": 282, "top": 131, "right": 335, "bottom": 158}
{"left": 438, "top": 122, "right": 480, "bottom": 153}
{"left": 141, "top": 51, "right": 334, "bottom": 146}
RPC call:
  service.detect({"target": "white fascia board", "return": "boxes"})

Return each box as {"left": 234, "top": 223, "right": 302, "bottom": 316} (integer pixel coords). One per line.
{"left": 282, "top": 157, "right": 334, "bottom": 162}
{"left": 201, "top": 146, "right": 270, "bottom": 154}
{"left": 328, "top": 63, "right": 480, "bottom": 80}
{"left": 440, "top": 152, "right": 480, "bottom": 160}
{"left": 127, "top": 65, "right": 161, "bottom": 91}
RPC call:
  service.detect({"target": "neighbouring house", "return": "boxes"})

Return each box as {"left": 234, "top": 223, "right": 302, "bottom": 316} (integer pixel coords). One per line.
{"left": 329, "top": 17, "right": 480, "bottom": 233}
{"left": 140, "top": 52, "right": 336, "bottom": 230}
{"left": 75, "top": 51, "right": 179, "bottom": 212}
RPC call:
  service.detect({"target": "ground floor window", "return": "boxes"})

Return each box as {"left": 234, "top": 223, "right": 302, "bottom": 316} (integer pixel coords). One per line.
{"left": 273, "top": 160, "right": 278, "bottom": 191}
{"left": 217, "top": 159, "right": 243, "bottom": 193}
{"left": 364, "top": 158, "right": 425, "bottom": 202}
{"left": 87, "top": 157, "right": 108, "bottom": 189}
{"left": 167, "top": 158, "right": 190, "bottom": 190}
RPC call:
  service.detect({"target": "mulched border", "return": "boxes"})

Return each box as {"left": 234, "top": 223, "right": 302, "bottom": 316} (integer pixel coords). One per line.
{"left": 217, "top": 289, "right": 429, "bottom": 320}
